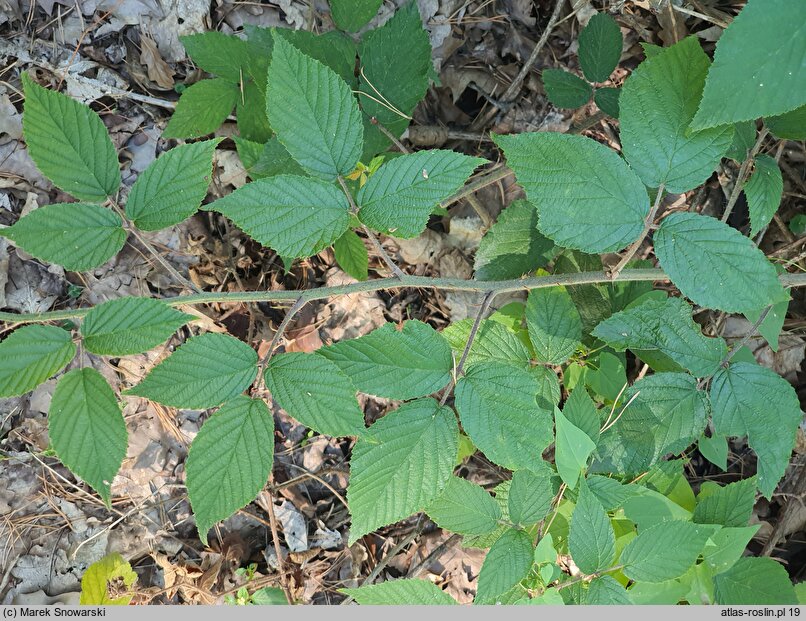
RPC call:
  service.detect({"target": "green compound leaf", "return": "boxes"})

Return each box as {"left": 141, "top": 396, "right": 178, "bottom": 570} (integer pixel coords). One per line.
{"left": 49, "top": 369, "right": 127, "bottom": 505}
{"left": 766, "top": 104, "right": 806, "bottom": 141}
{"left": 586, "top": 576, "right": 632, "bottom": 605}
{"left": 508, "top": 466, "right": 557, "bottom": 526}
{"left": 620, "top": 37, "right": 733, "bottom": 193}
{"left": 554, "top": 408, "right": 596, "bottom": 489}
{"left": 578, "top": 12, "right": 623, "bottom": 83}
{"left": 0, "top": 325, "right": 76, "bottom": 398}
{"left": 592, "top": 295, "right": 727, "bottom": 377}
{"left": 693, "top": 477, "right": 756, "bottom": 527}
{"left": 204, "top": 175, "right": 350, "bottom": 260}
{"left": 569, "top": 480, "right": 615, "bottom": 574}
{"left": 494, "top": 132, "right": 649, "bottom": 253}
{"left": 594, "top": 87, "right": 620, "bottom": 118}
{"left": 714, "top": 557, "right": 797, "bottom": 604}
{"left": 186, "top": 396, "right": 274, "bottom": 545}
{"left": 0, "top": 203, "right": 125, "bottom": 272}
{"left": 267, "top": 34, "right": 362, "bottom": 180}
{"left": 318, "top": 320, "right": 452, "bottom": 400}
{"left": 710, "top": 362, "right": 802, "bottom": 498}
{"left": 81, "top": 297, "right": 193, "bottom": 356}
{"left": 347, "top": 399, "right": 458, "bottom": 543}
{"left": 334, "top": 229, "right": 369, "bottom": 281}
{"left": 525, "top": 284, "right": 581, "bottom": 365}
{"left": 163, "top": 78, "right": 238, "bottom": 139}
{"left": 454, "top": 362, "right": 554, "bottom": 471}
{"left": 426, "top": 476, "right": 501, "bottom": 536}
{"left": 542, "top": 69, "right": 592, "bottom": 108}
{"left": 654, "top": 212, "right": 786, "bottom": 313}
{"left": 264, "top": 352, "right": 365, "bottom": 437}
{"left": 357, "top": 150, "right": 484, "bottom": 238}
{"left": 442, "top": 319, "right": 530, "bottom": 368}
{"left": 475, "top": 529, "right": 533, "bottom": 604}
{"left": 180, "top": 32, "right": 251, "bottom": 83}
{"left": 745, "top": 154, "right": 783, "bottom": 236}
{"left": 691, "top": 0, "right": 806, "bottom": 130}
{"left": 474, "top": 200, "right": 555, "bottom": 280}
{"left": 21, "top": 73, "right": 120, "bottom": 202}
{"left": 126, "top": 139, "right": 220, "bottom": 231}
{"left": 330, "top": 0, "right": 382, "bottom": 32}
{"left": 80, "top": 553, "right": 137, "bottom": 605}
{"left": 124, "top": 333, "right": 257, "bottom": 409}
{"left": 342, "top": 580, "right": 457, "bottom": 605}
{"left": 621, "top": 521, "right": 713, "bottom": 582}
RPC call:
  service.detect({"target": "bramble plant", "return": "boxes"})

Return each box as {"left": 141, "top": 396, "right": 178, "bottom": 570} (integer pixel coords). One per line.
{"left": 2, "top": 0, "right": 806, "bottom": 606}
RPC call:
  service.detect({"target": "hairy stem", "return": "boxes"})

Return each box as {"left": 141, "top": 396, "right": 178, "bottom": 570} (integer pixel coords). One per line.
{"left": 609, "top": 183, "right": 665, "bottom": 280}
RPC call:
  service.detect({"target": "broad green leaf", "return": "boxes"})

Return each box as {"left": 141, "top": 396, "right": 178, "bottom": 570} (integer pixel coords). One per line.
{"left": 426, "top": 476, "right": 501, "bottom": 536}
{"left": 520, "top": 589, "right": 565, "bottom": 605}
{"left": 186, "top": 396, "right": 274, "bottom": 544}
{"left": 267, "top": 35, "right": 362, "bottom": 180}
{"left": 330, "top": 0, "right": 382, "bottom": 32}
{"left": 746, "top": 285, "right": 789, "bottom": 352}
{"left": 554, "top": 408, "right": 596, "bottom": 489}
{"left": 0, "top": 203, "right": 125, "bottom": 272}
{"left": 163, "top": 78, "right": 238, "bottom": 139}
{"left": 494, "top": 132, "right": 649, "bottom": 253}
{"left": 347, "top": 399, "right": 458, "bottom": 543}
{"left": 586, "top": 576, "right": 632, "bottom": 605}
{"left": 264, "top": 352, "right": 365, "bottom": 437}
{"left": 726, "top": 121, "right": 756, "bottom": 161}
{"left": 694, "top": 477, "right": 756, "bottom": 527}
{"left": 508, "top": 466, "right": 557, "bottom": 526}
{"left": 553, "top": 250, "right": 612, "bottom": 334}
{"left": 713, "top": 557, "right": 797, "bottom": 604}
{"left": 532, "top": 365, "right": 562, "bottom": 411}
{"left": 586, "top": 351, "right": 627, "bottom": 402}
{"left": 0, "top": 325, "right": 76, "bottom": 398}
{"left": 622, "top": 489, "right": 692, "bottom": 529}
{"left": 442, "top": 319, "right": 530, "bottom": 368}
{"left": 474, "top": 200, "right": 555, "bottom": 280}
{"left": 462, "top": 480, "right": 511, "bottom": 549}
{"left": 620, "top": 37, "right": 733, "bottom": 193}
{"left": 594, "top": 87, "right": 620, "bottom": 117}
{"left": 49, "top": 369, "right": 127, "bottom": 505}
{"left": 342, "top": 580, "right": 457, "bottom": 605}
{"left": 274, "top": 29, "right": 357, "bottom": 86}
{"left": 587, "top": 475, "right": 637, "bottom": 511}
{"left": 126, "top": 139, "right": 220, "bottom": 231}
{"left": 80, "top": 553, "right": 137, "bottom": 605}
{"left": 318, "top": 320, "right": 452, "bottom": 400}
{"left": 204, "top": 175, "right": 350, "bottom": 260}
{"left": 334, "top": 229, "right": 369, "bottom": 281}
{"left": 621, "top": 521, "right": 713, "bottom": 582}
{"left": 454, "top": 362, "right": 554, "bottom": 471}
{"left": 357, "top": 150, "right": 483, "bottom": 238}
{"left": 542, "top": 69, "right": 592, "bottom": 108}
{"left": 21, "top": 73, "right": 120, "bottom": 202}
{"left": 578, "top": 12, "right": 623, "bottom": 83}
{"left": 534, "top": 532, "right": 557, "bottom": 564}
{"left": 592, "top": 296, "right": 727, "bottom": 376}
{"left": 766, "top": 104, "right": 806, "bottom": 140}
{"left": 246, "top": 137, "right": 306, "bottom": 179}
{"left": 745, "top": 154, "right": 783, "bottom": 236}
{"left": 654, "top": 212, "right": 786, "bottom": 313}
{"left": 710, "top": 362, "right": 801, "bottom": 498}
{"left": 81, "top": 297, "right": 194, "bottom": 356}
{"left": 569, "top": 480, "right": 615, "bottom": 573}
{"left": 181, "top": 32, "right": 251, "bottom": 83}
{"left": 703, "top": 525, "right": 759, "bottom": 574}
{"left": 234, "top": 137, "right": 262, "bottom": 171}
{"left": 525, "top": 285, "right": 581, "bottom": 365}
{"left": 236, "top": 80, "right": 272, "bottom": 143}
{"left": 475, "top": 529, "right": 534, "bottom": 604}
{"left": 562, "top": 387, "right": 600, "bottom": 444}
{"left": 698, "top": 433, "right": 728, "bottom": 471}
{"left": 629, "top": 579, "right": 689, "bottom": 605}
{"left": 691, "top": 0, "right": 806, "bottom": 129}
{"left": 125, "top": 333, "right": 257, "bottom": 409}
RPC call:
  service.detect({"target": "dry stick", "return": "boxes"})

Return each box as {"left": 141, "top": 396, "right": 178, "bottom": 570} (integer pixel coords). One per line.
{"left": 553, "top": 565, "right": 625, "bottom": 592}
{"left": 258, "top": 296, "right": 306, "bottom": 373}
{"left": 371, "top": 117, "right": 409, "bottom": 154}
{"left": 264, "top": 486, "right": 294, "bottom": 605}
{"left": 609, "top": 183, "right": 666, "bottom": 280}
{"left": 722, "top": 128, "right": 770, "bottom": 223}
{"left": 438, "top": 165, "right": 513, "bottom": 210}
{"left": 406, "top": 533, "right": 463, "bottom": 578}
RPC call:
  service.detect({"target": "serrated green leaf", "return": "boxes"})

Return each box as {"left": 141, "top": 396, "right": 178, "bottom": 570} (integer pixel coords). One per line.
{"left": 494, "top": 132, "right": 649, "bottom": 253}
{"left": 694, "top": 477, "right": 756, "bottom": 528}
{"left": 264, "top": 352, "right": 364, "bottom": 437}
{"left": 80, "top": 553, "right": 137, "bottom": 605}
{"left": 554, "top": 408, "right": 596, "bottom": 489}
{"left": 585, "top": 351, "right": 627, "bottom": 403}
{"left": 267, "top": 35, "right": 362, "bottom": 180}
{"left": 334, "top": 229, "right": 369, "bottom": 281}
{"left": 236, "top": 80, "right": 272, "bottom": 143}
{"left": 578, "top": 12, "right": 623, "bottom": 82}
{"left": 531, "top": 366, "right": 562, "bottom": 411}
{"left": 703, "top": 525, "right": 760, "bottom": 575}
{"left": 124, "top": 333, "right": 257, "bottom": 409}
{"left": 126, "top": 139, "right": 220, "bottom": 231}
{"left": 691, "top": 0, "right": 806, "bottom": 130}
{"left": 569, "top": 480, "right": 616, "bottom": 574}
{"left": 587, "top": 475, "right": 637, "bottom": 511}
{"left": 698, "top": 434, "right": 728, "bottom": 471}
{"left": 21, "top": 73, "right": 120, "bottom": 202}
{"left": 50, "top": 369, "right": 127, "bottom": 505}
{"left": 710, "top": 362, "right": 801, "bottom": 498}
{"left": 745, "top": 154, "right": 783, "bottom": 236}
{"left": 81, "top": 297, "right": 193, "bottom": 356}
{"left": 562, "top": 387, "right": 600, "bottom": 444}
{"left": 475, "top": 529, "right": 534, "bottom": 604}
{"left": 318, "top": 320, "right": 452, "bottom": 400}
{"left": 622, "top": 489, "right": 692, "bottom": 529}
{"left": 766, "top": 104, "right": 806, "bottom": 140}
{"left": 462, "top": 480, "right": 512, "bottom": 549}
{"left": 246, "top": 137, "right": 306, "bottom": 179}
{"left": 620, "top": 37, "right": 733, "bottom": 193}
{"left": 442, "top": 319, "right": 530, "bottom": 368}
{"left": 713, "top": 557, "right": 797, "bottom": 604}
{"left": 426, "top": 476, "right": 501, "bottom": 535}
{"left": 455, "top": 362, "right": 554, "bottom": 471}
{"left": 654, "top": 212, "right": 786, "bottom": 313}
{"left": 274, "top": 29, "right": 357, "bottom": 86}
{"left": 204, "top": 175, "right": 350, "bottom": 259}
{"left": 542, "top": 69, "right": 592, "bottom": 108}
{"left": 745, "top": 286, "right": 789, "bottom": 352}
{"left": 163, "top": 78, "right": 238, "bottom": 139}
{"left": 726, "top": 121, "right": 756, "bottom": 161}
{"left": 621, "top": 521, "right": 713, "bottom": 582}
{"left": 0, "top": 203, "right": 125, "bottom": 272}
{"left": 181, "top": 32, "right": 251, "bottom": 83}
{"left": 0, "top": 325, "right": 76, "bottom": 398}
{"left": 186, "top": 396, "right": 274, "bottom": 544}
{"left": 330, "top": 0, "right": 382, "bottom": 32}
{"left": 249, "top": 587, "right": 286, "bottom": 605}
{"left": 594, "top": 87, "right": 620, "bottom": 117}
{"left": 525, "top": 284, "right": 581, "bottom": 365}
{"left": 586, "top": 575, "right": 632, "bottom": 605}
{"left": 347, "top": 399, "right": 458, "bottom": 543}
{"left": 554, "top": 250, "right": 613, "bottom": 334}
{"left": 508, "top": 466, "right": 556, "bottom": 526}
{"left": 343, "top": 580, "right": 456, "bottom": 605}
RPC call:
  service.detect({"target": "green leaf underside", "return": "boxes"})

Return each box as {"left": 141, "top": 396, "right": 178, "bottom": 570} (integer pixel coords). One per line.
{"left": 347, "top": 399, "right": 458, "bottom": 543}
{"left": 654, "top": 212, "right": 785, "bottom": 313}
{"left": 508, "top": 466, "right": 556, "bottom": 526}
{"left": 693, "top": 477, "right": 756, "bottom": 527}
{"left": 569, "top": 481, "right": 616, "bottom": 574}
{"left": 745, "top": 154, "right": 783, "bottom": 236}
{"left": 264, "top": 352, "right": 365, "bottom": 437}
{"left": 0, "top": 203, "right": 125, "bottom": 272}
{"left": 163, "top": 79, "right": 238, "bottom": 139}
{"left": 442, "top": 319, "right": 530, "bottom": 368}
{"left": 186, "top": 396, "right": 274, "bottom": 544}
{"left": 713, "top": 557, "right": 798, "bottom": 604}
{"left": 357, "top": 150, "right": 484, "bottom": 238}
{"left": 542, "top": 69, "right": 592, "bottom": 108}
{"left": 494, "top": 132, "right": 649, "bottom": 253}
{"left": 554, "top": 408, "right": 596, "bottom": 489}
{"left": 620, "top": 37, "right": 733, "bottom": 193}
{"left": 0, "top": 325, "right": 76, "bottom": 398}
{"left": 318, "top": 320, "right": 452, "bottom": 400}
{"left": 525, "top": 285, "right": 582, "bottom": 365}
{"left": 125, "top": 333, "right": 258, "bottom": 409}
{"left": 594, "top": 87, "right": 620, "bottom": 117}
{"left": 204, "top": 175, "right": 350, "bottom": 259}
{"left": 342, "top": 580, "right": 457, "bottom": 605}
{"left": 454, "top": 362, "right": 554, "bottom": 471}
{"left": 334, "top": 229, "right": 369, "bottom": 281}
{"left": 181, "top": 32, "right": 251, "bottom": 83}
{"left": 267, "top": 35, "right": 362, "bottom": 180}
{"left": 766, "top": 104, "right": 806, "bottom": 140}
{"left": 475, "top": 529, "right": 533, "bottom": 604}
{"left": 22, "top": 73, "right": 120, "bottom": 202}
{"left": 81, "top": 297, "right": 194, "bottom": 356}
{"left": 710, "top": 362, "right": 801, "bottom": 498}
{"left": 578, "top": 12, "right": 623, "bottom": 83}
{"left": 426, "top": 476, "right": 501, "bottom": 536}
{"left": 49, "top": 369, "right": 127, "bottom": 505}
{"left": 330, "top": 0, "right": 383, "bottom": 32}
{"left": 126, "top": 139, "right": 220, "bottom": 231}
{"left": 621, "top": 521, "right": 713, "bottom": 582}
